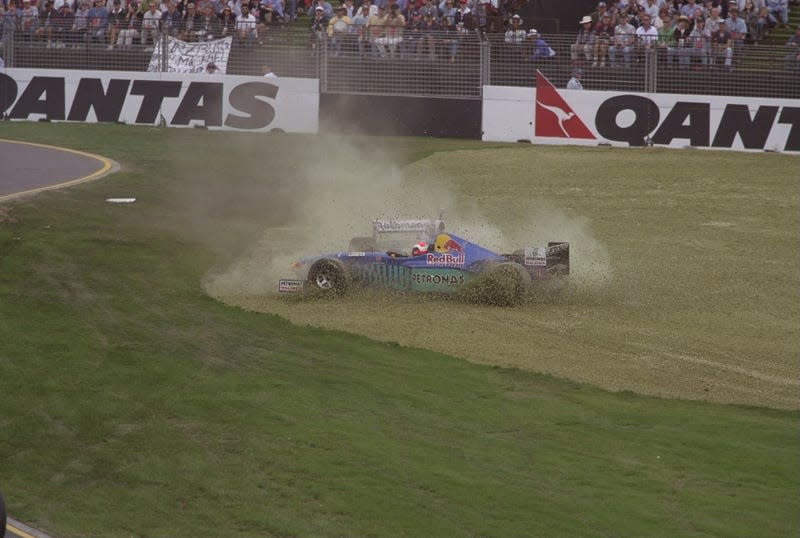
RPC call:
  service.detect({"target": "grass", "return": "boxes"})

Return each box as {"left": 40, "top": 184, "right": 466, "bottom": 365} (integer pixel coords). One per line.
{"left": 0, "top": 123, "right": 798, "bottom": 538}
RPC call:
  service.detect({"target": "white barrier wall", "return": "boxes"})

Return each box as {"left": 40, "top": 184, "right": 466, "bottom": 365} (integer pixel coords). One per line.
{"left": 483, "top": 74, "right": 800, "bottom": 154}
{"left": 0, "top": 68, "right": 319, "bottom": 133}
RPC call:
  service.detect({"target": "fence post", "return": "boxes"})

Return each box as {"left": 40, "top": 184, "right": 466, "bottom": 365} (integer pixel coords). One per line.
{"left": 319, "top": 34, "right": 328, "bottom": 93}
{"left": 643, "top": 47, "right": 657, "bottom": 145}
{"left": 2, "top": 27, "right": 14, "bottom": 69}
{"left": 160, "top": 30, "right": 169, "bottom": 72}
{"left": 480, "top": 33, "right": 490, "bottom": 93}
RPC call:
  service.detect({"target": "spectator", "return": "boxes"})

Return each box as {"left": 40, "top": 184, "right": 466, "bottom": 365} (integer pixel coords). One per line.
{"left": 636, "top": 12, "right": 659, "bottom": 51}
{"left": 706, "top": 6, "right": 722, "bottom": 32}
{"left": 20, "top": 0, "right": 39, "bottom": 40}
{"left": 205, "top": 60, "right": 218, "bottom": 72}
{"left": 217, "top": 5, "right": 236, "bottom": 35}
{"left": 141, "top": 1, "right": 160, "bottom": 49}
{"left": 667, "top": 14, "right": 691, "bottom": 65}
{"left": 86, "top": 0, "right": 108, "bottom": 44}
{"left": 652, "top": 6, "right": 667, "bottom": 29}
{"left": 52, "top": 3, "right": 73, "bottom": 47}
{"left": 765, "top": 0, "right": 788, "bottom": 28}
{"left": 609, "top": 11, "right": 635, "bottom": 67}
{"left": 71, "top": 0, "right": 90, "bottom": 46}
{"left": 327, "top": 4, "right": 350, "bottom": 55}
{"left": 571, "top": 15, "right": 595, "bottom": 65}
{"left": 657, "top": 11, "right": 675, "bottom": 52}
{"left": 503, "top": 12, "right": 524, "bottom": 44}
{"left": 417, "top": 10, "right": 438, "bottom": 58}
{"left": 116, "top": 1, "right": 140, "bottom": 47}
{"left": 566, "top": 67, "right": 583, "bottom": 89}
{"left": 2, "top": 1, "right": 22, "bottom": 43}
{"left": 361, "top": 0, "right": 377, "bottom": 17}
{"left": 711, "top": 19, "right": 733, "bottom": 69}
{"left": 312, "top": 0, "right": 333, "bottom": 19}
{"left": 642, "top": 0, "right": 659, "bottom": 21}
{"left": 310, "top": 5, "right": 327, "bottom": 48}
{"left": 680, "top": 0, "right": 700, "bottom": 21}
{"left": 418, "top": 0, "right": 435, "bottom": 19}
{"left": 591, "top": 1, "right": 611, "bottom": 25}
{"left": 438, "top": 0, "right": 455, "bottom": 27}
{"left": 375, "top": 2, "right": 403, "bottom": 58}
{"left": 235, "top": 2, "right": 256, "bottom": 44}
{"left": 263, "top": 63, "right": 276, "bottom": 76}
{"left": 350, "top": 2, "right": 369, "bottom": 55}
{"left": 453, "top": 0, "right": 471, "bottom": 28}
{"left": 741, "top": 0, "right": 761, "bottom": 42}
{"left": 180, "top": 2, "right": 201, "bottom": 40}
{"left": 725, "top": 7, "right": 746, "bottom": 52}
{"left": 34, "top": 1, "right": 57, "bottom": 46}
{"left": 593, "top": 12, "right": 614, "bottom": 66}
{"left": 161, "top": 1, "right": 181, "bottom": 36}
{"left": 105, "top": 0, "right": 125, "bottom": 47}
{"left": 785, "top": 24, "right": 800, "bottom": 70}
{"left": 689, "top": 16, "right": 710, "bottom": 66}
{"left": 197, "top": 4, "right": 220, "bottom": 38}
{"left": 526, "top": 28, "right": 554, "bottom": 62}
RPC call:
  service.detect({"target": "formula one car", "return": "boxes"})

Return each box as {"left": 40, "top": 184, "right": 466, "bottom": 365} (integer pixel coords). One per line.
{"left": 278, "top": 217, "right": 569, "bottom": 303}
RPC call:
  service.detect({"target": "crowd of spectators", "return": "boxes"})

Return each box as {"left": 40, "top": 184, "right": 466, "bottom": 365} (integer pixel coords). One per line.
{"left": 569, "top": 0, "right": 798, "bottom": 71}
{"left": 0, "top": 0, "right": 796, "bottom": 70}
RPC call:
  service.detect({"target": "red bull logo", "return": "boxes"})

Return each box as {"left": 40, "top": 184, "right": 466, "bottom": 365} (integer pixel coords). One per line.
{"left": 427, "top": 234, "right": 465, "bottom": 267}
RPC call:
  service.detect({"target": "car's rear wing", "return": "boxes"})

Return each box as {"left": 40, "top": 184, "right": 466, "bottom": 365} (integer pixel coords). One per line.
{"left": 372, "top": 218, "right": 445, "bottom": 235}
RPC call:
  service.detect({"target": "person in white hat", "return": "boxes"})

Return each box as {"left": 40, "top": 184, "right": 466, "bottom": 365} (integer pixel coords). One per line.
{"left": 571, "top": 15, "right": 595, "bottom": 64}
{"left": 567, "top": 67, "right": 583, "bottom": 90}
{"left": 504, "top": 13, "right": 525, "bottom": 45}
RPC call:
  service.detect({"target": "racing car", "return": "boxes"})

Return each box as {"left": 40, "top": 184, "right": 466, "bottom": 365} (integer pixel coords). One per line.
{"left": 278, "top": 217, "right": 569, "bottom": 303}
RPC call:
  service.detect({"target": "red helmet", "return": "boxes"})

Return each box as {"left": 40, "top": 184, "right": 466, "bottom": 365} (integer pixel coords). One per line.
{"left": 411, "top": 242, "right": 428, "bottom": 256}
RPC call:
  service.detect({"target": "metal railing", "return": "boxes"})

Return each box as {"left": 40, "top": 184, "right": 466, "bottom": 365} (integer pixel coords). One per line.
{"left": 2, "top": 26, "right": 798, "bottom": 99}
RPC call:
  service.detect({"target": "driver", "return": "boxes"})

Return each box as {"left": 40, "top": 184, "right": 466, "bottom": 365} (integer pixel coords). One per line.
{"left": 411, "top": 241, "right": 429, "bottom": 256}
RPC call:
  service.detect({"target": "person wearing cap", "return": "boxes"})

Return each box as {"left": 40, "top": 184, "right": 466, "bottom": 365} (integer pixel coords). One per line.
{"left": 504, "top": 13, "right": 525, "bottom": 45}
{"left": 571, "top": 15, "right": 594, "bottom": 65}
{"left": 160, "top": 1, "right": 181, "bottom": 37}
{"left": 593, "top": 12, "right": 614, "bottom": 66}
{"left": 566, "top": 67, "right": 583, "bottom": 90}
{"left": 609, "top": 11, "right": 634, "bottom": 67}
{"left": 591, "top": 1, "right": 609, "bottom": 25}
{"left": 327, "top": 4, "right": 351, "bottom": 56}
{"left": 180, "top": 2, "right": 202, "bottom": 40}
{"left": 527, "top": 28, "right": 554, "bottom": 63}
{"left": 312, "top": 0, "right": 334, "bottom": 19}
{"left": 667, "top": 14, "right": 692, "bottom": 66}
{"left": 710, "top": 19, "right": 733, "bottom": 69}
{"left": 784, "top": 24, "right": 800, "bottom": 71}
{"left": 309, "top": 4, "right": 328, "bottom": 48}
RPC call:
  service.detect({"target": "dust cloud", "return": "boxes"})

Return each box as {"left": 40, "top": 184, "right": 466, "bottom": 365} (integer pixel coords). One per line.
{"left": 202, "top": 140, "right": 612, "bottom": 299}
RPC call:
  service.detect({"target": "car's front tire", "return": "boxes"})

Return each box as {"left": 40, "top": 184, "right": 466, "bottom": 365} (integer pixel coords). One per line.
{"left": 307, "top": 259, "right": 348, "bottom": 295}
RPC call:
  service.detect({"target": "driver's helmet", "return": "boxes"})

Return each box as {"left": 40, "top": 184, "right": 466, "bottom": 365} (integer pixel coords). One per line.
{"left": 411, "top": 241, "right": 428, "bottom": 256}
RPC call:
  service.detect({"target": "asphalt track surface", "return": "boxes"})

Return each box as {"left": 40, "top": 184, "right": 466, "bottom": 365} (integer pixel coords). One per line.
{"left": 2, "top": 139, "right": 116, "bottom": 538}
{"left": 0, "top": 139, "right": 116, "bottom": 202}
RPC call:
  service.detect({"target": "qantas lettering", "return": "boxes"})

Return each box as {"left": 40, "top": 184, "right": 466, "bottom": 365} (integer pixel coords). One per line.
{"left": 0, "top": 74, "right": 278, "bottom": 129}
{"left": 595, "top": 95, "right": 800, "bottom": 151}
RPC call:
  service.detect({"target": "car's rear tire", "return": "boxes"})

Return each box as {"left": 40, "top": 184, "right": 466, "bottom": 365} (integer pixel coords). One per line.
{"left": 307, "top": 259, "right": 348, "bottom": 295}
{"left": 461, "top": 261, "right": 530, "bottom": 306}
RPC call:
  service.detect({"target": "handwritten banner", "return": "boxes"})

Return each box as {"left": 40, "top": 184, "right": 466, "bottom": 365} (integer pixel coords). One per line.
{"left": 148, "top": 36, "right": 232, "bottom": 74}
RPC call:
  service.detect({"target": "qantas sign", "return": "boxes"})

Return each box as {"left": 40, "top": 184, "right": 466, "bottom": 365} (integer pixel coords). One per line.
{"left": 0, "top": 68, "right": 319, "bottom": 132}
{"left": 483, "top": 73, "right": 799, "bottom": 153}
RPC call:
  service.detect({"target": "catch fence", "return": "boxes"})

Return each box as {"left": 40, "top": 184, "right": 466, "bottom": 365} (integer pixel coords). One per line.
{"left": 2, "top": 26, "right": 798, "bottom": 100}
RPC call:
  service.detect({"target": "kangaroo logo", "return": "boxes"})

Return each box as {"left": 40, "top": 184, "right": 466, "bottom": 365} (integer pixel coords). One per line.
{"left": 534, "top": 71, "right": 596, "bottom": 139}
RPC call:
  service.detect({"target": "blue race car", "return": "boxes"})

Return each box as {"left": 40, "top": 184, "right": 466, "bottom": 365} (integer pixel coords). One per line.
{"left": 278, "top": 217, "right": 569, "bottom": 302}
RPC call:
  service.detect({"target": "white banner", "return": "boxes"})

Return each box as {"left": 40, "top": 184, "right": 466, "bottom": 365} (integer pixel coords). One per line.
{"left": 148, "top": 36, "right": 232, "bottom": 74}
{"left": 482, "top": 72, "right": 800, "bottom": 154}
{"left": 1, "top": 68, "right": 319, "bottom": 133}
